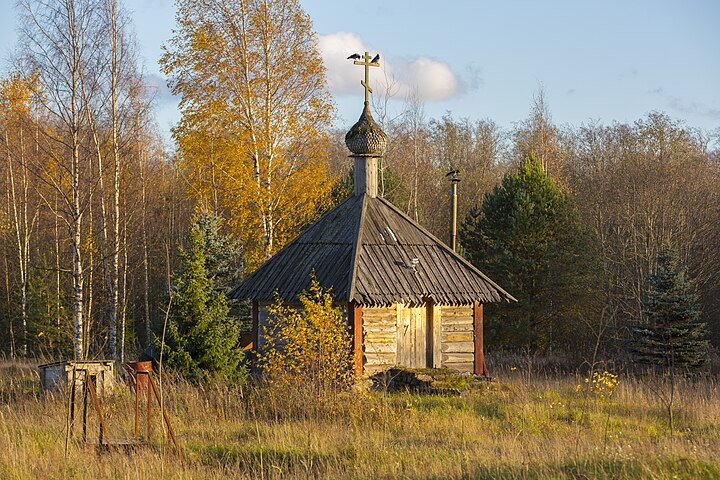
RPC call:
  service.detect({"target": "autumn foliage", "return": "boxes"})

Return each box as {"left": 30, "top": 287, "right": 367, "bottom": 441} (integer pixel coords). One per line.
{"left": 162, "top": 0, "right": 336, "bottom": 269}
{"left": 259, "top": 279, "right": 353, "bottom": 396}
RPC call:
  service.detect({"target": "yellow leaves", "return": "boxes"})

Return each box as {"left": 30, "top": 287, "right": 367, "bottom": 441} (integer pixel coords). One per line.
{"left": 0, "top": 72, "right": 36, "bottom": 119}
{"left": 259, "top": 278, "right": 353, "bottom": 392}
{"left": 579, "top": 371, "right": 619, "bottom": 401}
{"left": 163, "top": 0, "right": 335, "bottom": 270}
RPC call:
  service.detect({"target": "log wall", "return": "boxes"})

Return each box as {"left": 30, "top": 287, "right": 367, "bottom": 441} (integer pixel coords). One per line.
{"left": 439, "top": 305, "right": 474, "bottom": 372}
{"left": 362, "top": 306, "right": 397, "bottom": 373}
{"left": 256, "top": 302, "right": 476, "bottom": 374}
{"left": 257, "top": 303, "right": 273, "bottom": 349}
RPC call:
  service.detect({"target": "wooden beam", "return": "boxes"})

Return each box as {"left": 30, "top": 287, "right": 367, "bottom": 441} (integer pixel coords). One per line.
{"left": 425, "top": 300, "right": 435, "bottom": 368}
{"left": 432, "top": 304, "right": 442, "bottom": 368}
{"left": 473, "top": 302, "right": 487, "bottom": 376}
{"left": 251, "top": 301, "right": 259, "bottom": 351}
{"left": 349, "top": 302, "right": 363, "bottom": 376}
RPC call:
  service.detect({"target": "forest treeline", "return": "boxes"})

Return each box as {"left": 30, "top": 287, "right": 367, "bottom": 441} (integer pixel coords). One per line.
{"left": 0, "top": 0, "right": 718, "bottom": 365}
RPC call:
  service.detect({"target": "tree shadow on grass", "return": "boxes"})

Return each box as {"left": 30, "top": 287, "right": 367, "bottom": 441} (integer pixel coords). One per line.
{"left": 196, "top": 443, "right": 334, "bottom": 476}
{"left": 422, "top": 457, "right": 719, "bottom": 480}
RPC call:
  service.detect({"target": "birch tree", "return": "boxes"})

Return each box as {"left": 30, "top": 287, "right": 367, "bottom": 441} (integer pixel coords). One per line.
{"left": 0, "top": 74, "right": 39, "bottom": 357}
{"left": 19, "top": 0, "right": 106, "bottom": 359}
{"left": 162, "top": 0, "right": 335, "bottom": 267}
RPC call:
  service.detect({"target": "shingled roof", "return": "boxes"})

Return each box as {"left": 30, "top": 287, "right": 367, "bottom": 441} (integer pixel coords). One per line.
{"left": 229, "top": 193, "right": 514, "bottom": 306}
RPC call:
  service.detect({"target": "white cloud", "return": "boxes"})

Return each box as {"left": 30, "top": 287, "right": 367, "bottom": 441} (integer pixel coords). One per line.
{"left": 318, "top": 32, "right": 463, "bottom": 102}
{"left": 145, "top": 73, "right": 177, "bottom": 105}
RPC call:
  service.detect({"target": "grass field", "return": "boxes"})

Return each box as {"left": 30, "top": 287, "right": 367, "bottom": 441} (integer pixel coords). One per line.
{"left": 1, "top": 359, "right": 719, "bottom": 479}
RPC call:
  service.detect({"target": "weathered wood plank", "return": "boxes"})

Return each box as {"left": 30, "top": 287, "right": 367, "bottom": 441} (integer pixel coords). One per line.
{"left": 363, "top": 316, "right": 396, "bottom": 327}
{"left": 363, "top": 325, "right": 396, "bottom": 334}
{"left": 444, "top": 362, "right": 474, "bottom": 372}
{"left": 442, "top": 353, "right": 474, "bottom": 363}
{"left": 414, "top": 307, "right": 426, "bottom": 368}
{"left": 364, "top": 333, "right": 396, "bottom": 344}
{"left": 364, "top": 352, "right": 396, "bottom": 364}
{"left": 396, "top": 303, "right": 407, "bottom": 367}
{"left": 364, "top": 343, "right": 397, "bottom": 354}
{"left": 441, "top": 324, "right": 474, "bottom": 333}
{"left": 441, "top": 307, "right": 474, "bottom": 317}
{"left": 443, "top": 333, "right": 474, "bottom": 343}
{"left": 442, "top": 341, "right": 475, "bottom": 353}
{"left": 363, "top": 307, "right": 396, "bottom": 318}
{"left": 365, "top": 360, "right": 395, "bottom": 367}
{"left": 441, "top": 317, "right": 473, "bottom": 327}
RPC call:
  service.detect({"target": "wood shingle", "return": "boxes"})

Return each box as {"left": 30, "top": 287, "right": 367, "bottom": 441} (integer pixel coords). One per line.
{"left": 229, "top": 193, "right": 514, "bottom": 306}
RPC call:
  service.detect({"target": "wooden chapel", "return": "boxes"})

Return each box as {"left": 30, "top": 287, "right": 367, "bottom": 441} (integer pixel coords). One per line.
{"left": 230, "top": 52, "right": 514, "bottom": 376}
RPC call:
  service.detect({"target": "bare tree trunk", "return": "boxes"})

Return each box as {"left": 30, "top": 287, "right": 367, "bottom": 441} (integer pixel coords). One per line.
{"left": 107, "top": 0, "right": 121, "bottom": 362}
{"left": 72, "top": 131, "right": 84, "bottom": 360}
{"left": 209, "top": 139, "right": 219, "bottom": 215}
{"left": 85, "top": 187, "right": 93, "bottom": 359}
{"left": 119, "top": 189, "right": 128, "bottom": 363}
{"left": 55, "top": 193, "right": 61, "bottom": 329}
{"left": 5, "top": 127, "right": 29, "bottom": 356}
{"left": 3, "top": 240, "right": 14, "bottom": 359}
{"left": 84, "top": 99, "right": 112, "bottom": 359}
{"left": 668, "top": 352, "right": 675, "bottom": 439}
{"left": 138, "top": 139, "right": 152, "bottom": 346}
{"left": 19, "top": 126, "right": 30, "bottom": 356}
{"left": 58, "top": 0, "right": 88, "bottom": 361}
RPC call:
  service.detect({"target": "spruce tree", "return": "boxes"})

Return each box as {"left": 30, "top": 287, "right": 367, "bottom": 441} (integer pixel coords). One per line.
{"left": 460, "top": 153, "right": 601, "bottom": 352}
{"left": 194, "top": 212, "right": 242, "bottom": 290}
{"left": 631, "top": 248, "right": 709, "bottom": 370}
{"left": 164, "top": 215, "right": 244, "bottom": 381}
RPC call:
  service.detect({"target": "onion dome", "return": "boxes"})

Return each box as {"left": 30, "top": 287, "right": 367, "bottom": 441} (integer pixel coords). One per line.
{"left": 345, "top": 102, "right": 388, "bottom": 156}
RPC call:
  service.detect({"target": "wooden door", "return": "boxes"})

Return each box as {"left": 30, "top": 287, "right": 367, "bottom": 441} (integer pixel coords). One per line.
{"left": 396, "top": 304, "right": 429, "bottom": 368}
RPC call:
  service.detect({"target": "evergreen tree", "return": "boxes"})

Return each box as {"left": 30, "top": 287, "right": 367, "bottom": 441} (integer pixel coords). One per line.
{"left": 163, "top": 215, "right": 245, "bottom": 381}
{"left": 631, "top": 248, "right": 709, "bottom": 370}
{"left": 460, "top": 153, "right": 601, "bottom": 352}
{"left": 194, "top": 212, "right": 242, "bottom": 290}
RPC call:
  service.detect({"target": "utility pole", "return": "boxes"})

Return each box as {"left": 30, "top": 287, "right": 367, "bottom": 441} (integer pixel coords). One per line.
{"left": 447, "top": 169, "right": 461, "bottom": 251}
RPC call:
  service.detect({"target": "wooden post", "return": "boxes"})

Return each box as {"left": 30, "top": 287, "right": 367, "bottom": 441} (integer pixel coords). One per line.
{"left": 148, "top": 372, "right": 186, "bottom": 467}
{"left": 82, "top": 375, "right": 88, "bottom": 441}
{"left": 425, "top": 301, "right": 434, "bottom": 368}
{"left": 432, "top": 304, "right": 442, "bottom": 368}
{"left": 65, "top": 367, "right": 76, "bottom": 457}
{"left": 134, "top": 372, "right": 139, "bottom": 438}
{"left": 86, "top": 374, "right": 110, "bottom": 451}
{"left": 147, "top": 373, "right": 151, "bottom": 440}
{"left": 251, "top": 301, "right": 259, "bottom": 350}
{"left": 68, "top": 367, "right": 76, "bottom": 439}
{"left": 473, "top": 302, "right": 487, "bottom": 376}
{"left": 349, "top": 302, "right": 363, "bottom": 376}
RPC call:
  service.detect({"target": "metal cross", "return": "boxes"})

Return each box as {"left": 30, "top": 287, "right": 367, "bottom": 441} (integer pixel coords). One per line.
{"left": 354, "top": 52, "right": 380, "bottom": 104}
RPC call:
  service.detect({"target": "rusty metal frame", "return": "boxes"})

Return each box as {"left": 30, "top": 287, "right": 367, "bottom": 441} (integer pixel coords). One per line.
{"left": 145, "top": 372, "right": 186, "bottom": 466}
{"left": 62, "top": 364, "right": 185, "bottom": 467}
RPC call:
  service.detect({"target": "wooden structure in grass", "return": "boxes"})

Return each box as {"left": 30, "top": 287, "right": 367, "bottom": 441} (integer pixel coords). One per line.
{"left": 230, "top": 52, "right": 514, "bottom": 376}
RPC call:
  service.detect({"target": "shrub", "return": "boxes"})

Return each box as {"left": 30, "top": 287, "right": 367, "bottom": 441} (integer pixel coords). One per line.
{"left": 258, "top": 279, "right": 352, "bottom": 412}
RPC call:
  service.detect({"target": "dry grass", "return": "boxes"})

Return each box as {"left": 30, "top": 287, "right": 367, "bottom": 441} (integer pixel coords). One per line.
{"left": 1, "top": 359, "right": 719, "bottom": 479}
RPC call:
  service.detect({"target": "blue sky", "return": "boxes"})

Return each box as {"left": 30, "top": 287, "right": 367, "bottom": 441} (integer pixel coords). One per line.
{"left": 2, "top": 0, "right": 718, "bottom": 144}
